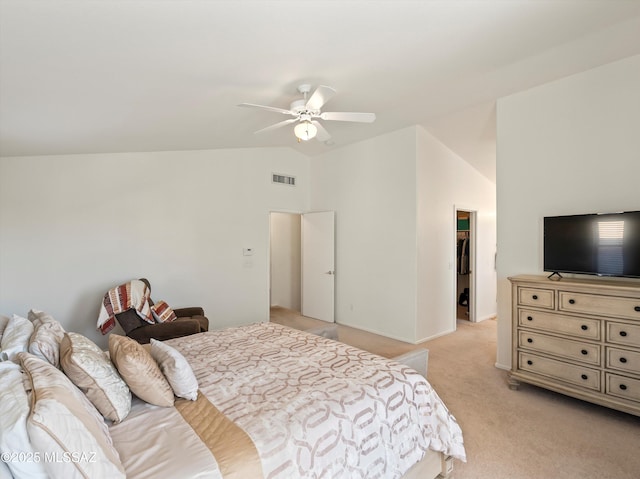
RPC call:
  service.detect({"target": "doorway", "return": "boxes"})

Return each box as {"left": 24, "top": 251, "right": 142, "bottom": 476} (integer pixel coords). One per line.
{"left": 269, "top": 211, "right": 335, "bottom": 322}
{"left": 455, "top": 209, "right": 475, "bottom": 322}
{"left": 269, "top": 212, "right": 302, "bottom": 312}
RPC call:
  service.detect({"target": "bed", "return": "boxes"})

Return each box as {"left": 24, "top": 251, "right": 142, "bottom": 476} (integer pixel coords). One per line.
{"left": 109, "top": 322, "right": 466, "bottom": 478}
{"left": 1, "top": 312, "right": 465, "bottom": 479}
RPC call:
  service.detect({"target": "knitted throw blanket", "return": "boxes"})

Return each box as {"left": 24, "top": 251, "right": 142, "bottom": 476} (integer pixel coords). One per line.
{"left": 97, "top": 280, "right": 154, "bottom": 335}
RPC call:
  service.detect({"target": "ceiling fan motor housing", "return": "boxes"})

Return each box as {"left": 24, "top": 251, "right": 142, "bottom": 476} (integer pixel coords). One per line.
{"left": 290, "top": 99, "right": 307, "bottom": 113}
{"left": 290, "top": 99, "right": 320, "bottom": 117}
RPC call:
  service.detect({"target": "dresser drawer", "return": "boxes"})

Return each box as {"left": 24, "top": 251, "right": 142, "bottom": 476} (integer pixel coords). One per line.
{"left": 518, "top": 309, "right": 600, "bottom": 340}
{"left": 518, "top": 331, "right": 600, "bottom": 365}
{"left": 518, "top": 352, "right": 600, "bottom": 391}
{"left": 606, "top": 373, "right": 640, "bottom": 403}
{"left": 606, "top": 321, "right": 640, "bottom": 347}
{"left": 559, "top": 292, "right": 640, "bottom": 320}
{"left": 518, "top": 287, "right": 554, "bottom": 309}
{"left": 606, "top": 347, "right": 640, "bottom": 375}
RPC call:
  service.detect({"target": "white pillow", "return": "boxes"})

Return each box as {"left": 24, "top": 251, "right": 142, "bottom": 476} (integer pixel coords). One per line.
{"left": 0, "top": 361, "right": 49, "bottom": 479}
{"left": 18, "top": 352, "right": 126, "bottom": 479}
{"left": 28, "top": 309, "right": 66, "bottom": 367}
{"left": 0, "top": 314, "right": 9, "bottom": 342}
{"left": 150, "top": 339, "right": 199, "bottom": 401}
{"left": 60, "top": 332, "right": 131, "bottom": 423}
{"left": 0, "top": 459, "right": 12, "bottom": 479}
{"left": 0, "top": 314, "right": 34, "bottom": 362}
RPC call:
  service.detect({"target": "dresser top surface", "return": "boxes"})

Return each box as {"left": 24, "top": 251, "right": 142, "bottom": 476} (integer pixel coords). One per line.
{"left": 509, "top": 274, "right": 640, "bottom": 294}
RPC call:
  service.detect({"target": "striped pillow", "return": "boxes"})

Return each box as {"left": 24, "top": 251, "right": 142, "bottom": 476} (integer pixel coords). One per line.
{"left": 151, "top": 301, "right": 177, "bottom": 323}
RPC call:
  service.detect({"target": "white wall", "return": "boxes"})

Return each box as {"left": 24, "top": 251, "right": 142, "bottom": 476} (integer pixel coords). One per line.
{"left": 310, "top": 127, "right": 419, "bottom": 342}
{"left": 0, "top": 122, "right": 497, "bottom": 349}
{"left": 416, "top": 126, "right": 497, "bottom": 341}
{"left": 0, "top": 148, "right": 310, "bottom": 348}
{"left": 496, "top": 55, "right": 640, "bottom": 369}
{"left": 269, "top": 212, "right": 301, "bottom": 311}
{"left": 310, "top": 125, "right": 496, "bottom": 343}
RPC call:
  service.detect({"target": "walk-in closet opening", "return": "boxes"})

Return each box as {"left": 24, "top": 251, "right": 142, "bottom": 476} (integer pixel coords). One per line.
{"left": 455, "top": 209, "right": 476, "bottom": 322}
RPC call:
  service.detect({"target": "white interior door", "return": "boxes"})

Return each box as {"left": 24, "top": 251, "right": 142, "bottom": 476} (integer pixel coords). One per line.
{"left": 302, "top": 211, "right": 335, "bottom": 322}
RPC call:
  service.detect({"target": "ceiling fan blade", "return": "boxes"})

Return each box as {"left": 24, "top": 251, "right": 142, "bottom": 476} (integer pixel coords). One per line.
{"left": 254, "top": 118, "right": 297, "bottom": 134}
{"left": 311, "top": 121, "right": 331, "bottom": 142}
{"left": 320, "top": 112, "right": 376, "bottom": 123}
{"left": 305, "top": 85, "right": 336, "bottom": 111}
{"left": 238, "top": 103, "right": 293, "bottom": 115}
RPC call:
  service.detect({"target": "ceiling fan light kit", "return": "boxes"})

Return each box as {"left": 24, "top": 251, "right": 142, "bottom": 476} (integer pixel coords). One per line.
{"left": 294, "top": 120, "right": 317, "bottom": 141}
{"left": 239, "top": 84, "right": 376, "bottom": 143}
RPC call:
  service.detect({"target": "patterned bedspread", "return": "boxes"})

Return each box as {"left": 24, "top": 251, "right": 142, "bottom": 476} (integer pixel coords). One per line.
{"left": 167, "top": 322, "right": 465, "bottom": 478}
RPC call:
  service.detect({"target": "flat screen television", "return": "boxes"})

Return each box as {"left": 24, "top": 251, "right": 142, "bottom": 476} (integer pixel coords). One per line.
{"left": 543, "top": 211, "right": 640, "bottom": 278}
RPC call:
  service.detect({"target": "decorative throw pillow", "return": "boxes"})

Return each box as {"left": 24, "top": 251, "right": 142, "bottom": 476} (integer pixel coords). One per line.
{"left": 0, "top": 314, "right": 34, "bottom": 362}
{"left": 150, "top": 339, "right": 199, "bottom": 401}
{"left": 0, "top": 362, "right": 49, "bottom": 479}
{"left": 60, "top": 332, "right": 131, "bottom": 423}
{"left": 27, "top": 309, "right": 66, "bottom": 368}
{"left": 108, "top": 334, "right": 174, "bottom": 407}
{"left": 18, "top": 352, "right": 126, "bottom": 479}
{"left": 151, "top": 300, "right": 178, "bottom": 323}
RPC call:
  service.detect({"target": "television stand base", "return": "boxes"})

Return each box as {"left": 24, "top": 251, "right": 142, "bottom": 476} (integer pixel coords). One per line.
{"left": 547, "top": 271, "right": 563, "bottom": 281}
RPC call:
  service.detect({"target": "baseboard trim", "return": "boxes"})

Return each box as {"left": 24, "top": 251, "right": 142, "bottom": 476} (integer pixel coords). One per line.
{"left": 337, "top": 321, "right": 418, "bottom": 344}
{"left": 415, "top": 328, "right": 457, "bottom": 344}
{"left": 495, "top": 362, "right": 511, "bottom": 371}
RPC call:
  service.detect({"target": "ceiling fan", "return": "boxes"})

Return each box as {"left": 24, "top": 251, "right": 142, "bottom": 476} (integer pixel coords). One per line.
{"left": 238, "top": 84, "right": 376, "bottom": 142}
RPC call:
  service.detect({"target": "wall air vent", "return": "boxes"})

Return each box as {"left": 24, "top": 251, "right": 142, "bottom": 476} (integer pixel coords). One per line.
{"left": 272, "top": 173, "right": 296, "bottom": 186}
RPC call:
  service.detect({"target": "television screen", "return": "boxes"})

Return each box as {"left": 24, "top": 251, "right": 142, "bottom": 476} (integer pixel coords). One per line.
{"left": 544, "top": 211, "right": 640, "bottom": 278}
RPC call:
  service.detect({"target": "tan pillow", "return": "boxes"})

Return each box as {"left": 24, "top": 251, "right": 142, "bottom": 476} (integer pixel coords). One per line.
{"left": 27, "top": 309, "right": 66, "bottom": 367}
{"left": 18, "top": 353, "right": 125, "bottom": 479}
{"left": 108, "top": 335, "right": 174, "bottom": 407}
{"left": 60, "top": 333, "right": 131, "bottom": 423}
{"left": 150, "top": 339, "right": 198, "bottom": 401}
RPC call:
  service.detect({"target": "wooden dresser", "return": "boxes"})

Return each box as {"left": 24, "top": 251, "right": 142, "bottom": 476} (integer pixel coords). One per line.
{"left": 508, "top": 274, "right": 640, "bottom": 416}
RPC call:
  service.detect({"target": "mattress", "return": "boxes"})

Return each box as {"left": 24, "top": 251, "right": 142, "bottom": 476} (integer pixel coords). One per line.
{"left": 109, "top": 322, "right": 465, "bottom": 478}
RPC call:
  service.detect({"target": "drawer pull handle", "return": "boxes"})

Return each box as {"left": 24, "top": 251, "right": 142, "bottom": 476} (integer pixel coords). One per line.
{"left": 581, "top": 325, "right": 588, "bottom": 331}
{"left": 581, "top": 374, "right": 588, "bottom": 380}
{"left": 527, "top": 316, "right": 533, "bottom": 321}
{"left": 527, "top": 338, "right": 533, "bottom": 343}
{"left": 569, "top": 299, "right": 576, "bottom": 304}
{"left": 620, "top": 384, "right": 628, "bottom": 391}
{"left": 581, "top": 349, "right": 588, "bottom": 355}
{"left": 527, "top": 360, "right": 533, "bottom": 366}
{"left": 532, "top": 295, "right": 538, "bottom": 300}
{"left": 620, "top": 331, "right": 628, "bottom": 337}
{"left": 620, "top": 357, "right": 628, "bottom": 363}
{"left": 635, "top": 306, "right": 640, "bottom": 312}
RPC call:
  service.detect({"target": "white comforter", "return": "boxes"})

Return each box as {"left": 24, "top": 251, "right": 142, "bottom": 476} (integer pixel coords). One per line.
{"left": 110, "top": 323, "right": 465, "bottom": 478}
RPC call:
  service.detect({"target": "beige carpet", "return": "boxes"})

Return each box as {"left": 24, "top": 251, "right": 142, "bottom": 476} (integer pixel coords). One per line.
{"left": 271, "top": 307, "right": 640, "bottom": 479}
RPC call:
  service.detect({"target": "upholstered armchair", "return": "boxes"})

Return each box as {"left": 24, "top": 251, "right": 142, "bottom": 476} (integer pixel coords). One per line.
{"left": 114, "top": 278, "right": 208, "bottom": 344}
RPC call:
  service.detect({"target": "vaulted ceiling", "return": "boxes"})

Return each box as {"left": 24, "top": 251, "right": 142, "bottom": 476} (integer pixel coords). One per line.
{"left": 2, "top": 1, "right": 640, "bottom": 183}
